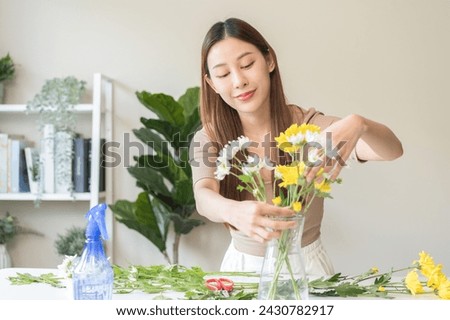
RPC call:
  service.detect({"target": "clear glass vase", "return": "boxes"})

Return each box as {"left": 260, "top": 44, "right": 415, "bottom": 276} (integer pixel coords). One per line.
{"left": 258, "top": 215, "right": 309, "bottom": 300}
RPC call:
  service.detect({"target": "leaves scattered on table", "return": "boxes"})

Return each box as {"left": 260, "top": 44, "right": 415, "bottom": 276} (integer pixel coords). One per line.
{"left": 6, "top": 264, "right": 417, "bottom": 300}
{"left": 8, "top": 273, "right": 65, "bottom": 288}
{"left": 113, "top": 264, "right": 259, "bottom": 300}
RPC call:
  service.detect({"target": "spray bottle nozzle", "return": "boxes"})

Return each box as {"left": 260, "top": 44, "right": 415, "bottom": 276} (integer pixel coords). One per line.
{"left": 85, "top": 203, "right": 109, "bottom": 240}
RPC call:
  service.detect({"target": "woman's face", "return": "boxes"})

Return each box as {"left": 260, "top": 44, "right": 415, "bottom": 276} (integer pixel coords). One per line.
{"left": 205, "top": 37, "right": 275, "bottom": 116}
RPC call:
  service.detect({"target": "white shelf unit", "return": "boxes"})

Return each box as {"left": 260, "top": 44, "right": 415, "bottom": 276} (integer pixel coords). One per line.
{"left": 0, "top": 73, "right": 113, "bottom": 207}
{"left": 0, "top": 73, "right": 114, "bottom": 256}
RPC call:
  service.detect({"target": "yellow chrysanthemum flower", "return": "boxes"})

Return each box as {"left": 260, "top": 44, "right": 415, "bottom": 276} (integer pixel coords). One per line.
{"left": 276, "top": 165, "right": 299, "bottom": 188}
{"left": 274, "top": 133, "right": 299, "bottom": 153}
{"left": 426, "top": 264, "right": 447, "bottom": 290}
{"left": 314, "top": 179, "right": 331, "bottom": 193}
{"left": 437, "top": 280, "right": 450, "bottom": 300}
{"left": 292, "top": 201, "right": 302, "bottom": 212}
{"left": 272, "top": 196, "right": 282, "bottom": 206}
{"left": 371, "top": 267, "right": 379, "bottom": 274}
{"left": 377, "top": 286, "right": 385, "bottom": 292}
{"left": 405, "top": 270, "right": 424, "bottom": 295}
{"left": 275, "top": 123, "right": 321, "bottom": 153}
{"left": 418, "top": 251, "right": 436, "bottom": 278}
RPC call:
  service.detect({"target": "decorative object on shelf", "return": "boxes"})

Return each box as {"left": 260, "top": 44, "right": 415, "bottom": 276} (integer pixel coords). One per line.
{"left": 213, "top": 123, "right": 342, "bottom": 300}
{"left": 54, "top": 226, "right": 86, "bottom": 257}
{"left": 0, "top": 212, "right": 15, "bottom": 268}
{"left": 0, "top": 243, "right": 11, "bottom": 269}
{"left": 26, "top": 76, "right": 86, "bottom": 196}
{"left": 0, "top": 211, "right": 43, "bottom": 268}
{"left": 110, "top": 87, "right": 203, "bottom": 265}
{"left": 0, "top": 53, "right": 15, "bottom": 103}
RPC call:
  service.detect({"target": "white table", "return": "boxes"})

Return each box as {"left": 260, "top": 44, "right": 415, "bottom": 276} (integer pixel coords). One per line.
{"left": 0, "top": 267, "right": 439, "bottom": 300}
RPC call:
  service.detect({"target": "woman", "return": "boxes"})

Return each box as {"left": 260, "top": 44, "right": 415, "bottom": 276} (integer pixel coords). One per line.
{"left": 189, "top": 18, "right": 403, "bottom": 275}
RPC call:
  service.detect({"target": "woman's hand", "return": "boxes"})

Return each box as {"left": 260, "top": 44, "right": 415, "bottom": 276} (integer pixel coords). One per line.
{"left": 306, "top": 114, "right": 365, "bottom": 181}
{"left": 227, "top": 201, "right": 296, "bottom": 243}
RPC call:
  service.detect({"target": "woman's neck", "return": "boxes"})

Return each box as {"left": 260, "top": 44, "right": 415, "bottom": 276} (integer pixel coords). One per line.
{"left": 240, "top": 105, "right": 271, "bottom": 141}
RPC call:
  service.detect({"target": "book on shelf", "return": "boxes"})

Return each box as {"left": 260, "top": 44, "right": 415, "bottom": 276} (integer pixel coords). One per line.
{"left": 99, "top": 138, "right": 106, "bottom": 192}
{"left": 87, "top": 138, "right": 106, "bottom": 192}
{"left": 1, "top": 133, "right": 30, "bottom": 193}
{"left": 0, "top": 133, "right": 7, "bottom": 193}
{"left": 72, "top": 137, "right": 106, "bottom": 193}
{"left": 73, "top": 137, "right": 90, "bottom": 193}
{"left": 24, "top": 147, "right": 40, "bottom": 194}
{"left": 8, "top": 138, "right": 30, "bottom": 193}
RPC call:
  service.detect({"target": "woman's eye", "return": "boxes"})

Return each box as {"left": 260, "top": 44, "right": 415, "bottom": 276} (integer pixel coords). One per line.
{"left": 242, "top": 61, "right": 255, "bottom": 69}
{"left": 216, "top": 72, "right": 229, "bottom": 79}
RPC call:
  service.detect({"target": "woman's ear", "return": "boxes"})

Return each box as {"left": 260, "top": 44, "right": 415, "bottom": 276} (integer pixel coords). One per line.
{"left": 266, "top": 52, "right": 276, "bottom": 73}
{"left": 204, "top": 74, "right": 218, "bottom": 93}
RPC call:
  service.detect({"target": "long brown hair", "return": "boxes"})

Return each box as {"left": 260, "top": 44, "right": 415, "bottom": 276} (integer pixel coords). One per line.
{"left": 200, "top": 18, "right": 293, "bottom": 201}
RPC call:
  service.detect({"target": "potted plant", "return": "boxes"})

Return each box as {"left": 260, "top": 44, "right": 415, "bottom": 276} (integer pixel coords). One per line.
{"left": 26, "top": 76, "right": 86, "bottom": 195}
{"left": 54, "top": 226, "right": 86, "bottom": 257}
{"left": 0, "top": 53, "right": 15, "bottom": 103}
{"left": 110, "top": 87, "right": 203, "bottom": 265}
{"left": 0, "top": 212, "right": 43, "bottom": 268}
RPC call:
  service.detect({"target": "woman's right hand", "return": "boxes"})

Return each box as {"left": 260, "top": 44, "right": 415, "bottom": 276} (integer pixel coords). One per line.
{"left": 227, "top": 201, "right": 297, "bottom": 243}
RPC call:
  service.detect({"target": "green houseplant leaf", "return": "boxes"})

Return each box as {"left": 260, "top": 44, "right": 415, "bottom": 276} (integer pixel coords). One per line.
{"left": 110, "top": 87, "right": 203, "bottom": 264}
{"left": 136, "top": 92, "right": 185, "bottom": 128}
{"left": 110, "top": 192, "right": 170, "bottom": 259}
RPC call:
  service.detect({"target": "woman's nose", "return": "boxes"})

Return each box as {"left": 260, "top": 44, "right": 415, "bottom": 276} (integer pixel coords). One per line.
{"left": 232, "top": 70, "right": 248, "bottom": 89}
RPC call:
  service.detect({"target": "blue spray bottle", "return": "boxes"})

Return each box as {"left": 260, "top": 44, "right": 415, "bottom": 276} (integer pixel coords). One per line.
{"left": 72, "top": 203, "right": 113, "bottom": 300}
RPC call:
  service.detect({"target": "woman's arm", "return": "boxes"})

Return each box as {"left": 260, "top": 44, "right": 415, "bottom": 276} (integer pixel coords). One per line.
{"left": 194, "top": 178, "right": 296, "bottom": 243}
{"left": 353, "top": 115, "right": 403, "bottom": 161}
{"left": 306, "top": 114, "right": 403, "bottom": 181}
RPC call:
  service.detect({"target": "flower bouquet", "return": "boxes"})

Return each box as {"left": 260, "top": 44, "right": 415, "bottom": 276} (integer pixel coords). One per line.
{"left": 215, "top": 123, "right": 342, "bottom": 299}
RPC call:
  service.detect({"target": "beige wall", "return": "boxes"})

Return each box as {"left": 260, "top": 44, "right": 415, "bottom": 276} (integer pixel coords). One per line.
{"left": 1, "top": 0, "right": 449, "bottom": 275}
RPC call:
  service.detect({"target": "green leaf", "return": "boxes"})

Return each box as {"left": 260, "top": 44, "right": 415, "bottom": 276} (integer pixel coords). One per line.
{"left": 140, "top": 118, "right": 175, "bottom": 143}
{"left": 133, "top": 127, "right": 170, "bottom": 155}
{"left": 179, "top": 108, "right": 201, "bottom": 148}
{"left": 334, "top": 283, "right": 367, "bottom": 297}
{"left": 170, "top": 214, "right": 204, "bottom": 235}
{"left": 127, "top": 165, "right": 171, "bottom": 197}
{"left": 177, "top": 87, "right": 200, "bottom": 119}
{"left": 136, "top": 153, "right": 188, "bottom": 186}
{"left": 149, "top": 197, "right": 171, "bottom": 240}
{"left": 173, "top": 179, "right": 195, "bottom": 206}
{"left": 109, "top": 193, "right": 169, "bottom": 253}
{"left": 238, "top": 174, "right": 253, "bottom": 183}
{"left": 137, "top": 91, "right": 185, "bottom": 127}
{"left": 8, "top": 273, "right": 65, "bottom": 288}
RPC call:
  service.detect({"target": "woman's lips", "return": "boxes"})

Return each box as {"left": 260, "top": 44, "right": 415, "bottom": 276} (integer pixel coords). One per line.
{"left": 236, "top": 90, "right": 255, "bottom": 101}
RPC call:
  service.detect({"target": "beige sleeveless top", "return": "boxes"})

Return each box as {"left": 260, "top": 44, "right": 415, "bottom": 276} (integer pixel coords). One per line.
{"left": 189, "top": 106, "right": 353, "bottom": 256}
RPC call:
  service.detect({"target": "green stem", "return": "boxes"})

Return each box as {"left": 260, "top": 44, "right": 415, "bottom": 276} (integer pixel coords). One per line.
{"left": 350, "top": 266, "right": 415, "bottom": 284}
{"left": 266, "top": 228, "right": 302, "bottom": 299}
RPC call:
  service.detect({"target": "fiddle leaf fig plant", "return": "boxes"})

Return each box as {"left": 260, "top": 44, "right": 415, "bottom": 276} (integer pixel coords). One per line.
{"left": 110, "top": 87, "right": 203, "bottom": 265}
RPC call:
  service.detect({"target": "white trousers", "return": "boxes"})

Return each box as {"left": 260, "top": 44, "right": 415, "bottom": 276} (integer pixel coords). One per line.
{"left": 220, "top": 238, "right": 335, "bottom": 277}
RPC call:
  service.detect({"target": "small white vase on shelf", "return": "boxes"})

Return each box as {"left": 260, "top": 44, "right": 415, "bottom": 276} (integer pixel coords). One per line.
{"left": 0, "top": 244, "right": 12, "bottom": 269}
